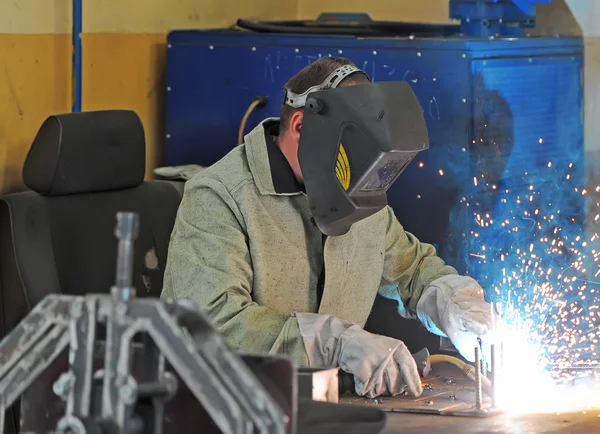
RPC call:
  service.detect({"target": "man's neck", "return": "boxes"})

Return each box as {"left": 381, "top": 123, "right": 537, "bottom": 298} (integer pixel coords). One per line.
{"left": 277, "top": 134, "right": 303, "bottom": 184}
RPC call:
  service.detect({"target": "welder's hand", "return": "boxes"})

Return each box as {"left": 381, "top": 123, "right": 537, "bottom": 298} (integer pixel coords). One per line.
{"left": 295, "top": 313, "right": 423, "bottom": 398}
{"left": 416, "top": 275, "right": 497, "bottom": 364}
{"left": 337, "top": 325, "right": 423, "bottom": 398}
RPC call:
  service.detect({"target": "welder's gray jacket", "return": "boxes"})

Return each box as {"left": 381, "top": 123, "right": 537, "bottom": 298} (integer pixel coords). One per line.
{"left": 161, "top": 118, "right": 457, "bottom": 366}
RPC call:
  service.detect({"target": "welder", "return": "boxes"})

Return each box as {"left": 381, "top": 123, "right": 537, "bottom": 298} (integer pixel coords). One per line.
{"left": 161, "top": 57, "right": 497, "bottom": 398}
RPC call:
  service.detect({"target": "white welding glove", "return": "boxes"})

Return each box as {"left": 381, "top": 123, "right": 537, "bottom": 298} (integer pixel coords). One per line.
{"left": 295, "top": 313, "right": 423, "bottom": 398}
{"left": 416, "top": 275, "right": 496, "bottom": 364}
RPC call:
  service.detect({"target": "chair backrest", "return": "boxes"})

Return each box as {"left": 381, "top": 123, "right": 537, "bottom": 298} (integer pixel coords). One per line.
{"left": 0, "top": 110, "right": 183, "bottom": 434}
{"left": 0, "top": 110, "right": 182, "bottom": 338}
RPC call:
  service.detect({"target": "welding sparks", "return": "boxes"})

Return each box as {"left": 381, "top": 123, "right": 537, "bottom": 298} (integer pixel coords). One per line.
{"left": 458, "top": 154, "right": 600, "bottom": 414}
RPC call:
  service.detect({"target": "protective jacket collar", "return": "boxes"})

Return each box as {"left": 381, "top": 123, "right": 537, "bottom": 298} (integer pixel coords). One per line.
{"left": 244, "top": 117, "right": 304, "bottom": 197}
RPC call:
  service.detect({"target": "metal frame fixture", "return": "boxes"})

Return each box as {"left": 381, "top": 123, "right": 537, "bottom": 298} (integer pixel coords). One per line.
{"left": 0, "top": 213, "right": 291, "bottom": 434}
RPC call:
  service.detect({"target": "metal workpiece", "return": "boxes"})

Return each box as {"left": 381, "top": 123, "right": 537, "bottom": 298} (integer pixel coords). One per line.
{"left": 341, "top": 343, "right": 503, "bottom": 418}
{"left": 53, "top": 372, "right": 75, "bottom": 400}
{"left": 413, "top": 348, "right": 432, "bottom": 378}
{"left": 0, "top": 296, "right": 73, "bottom": 408}
{"left": 22, "top": 310, "right": 287, "bottom": 434}
{"left": 490, "top": 344, "right": 498, "bottom": 409}
{"left": 0, "top": 212, "right": 293, "bottom": 434}
{"left": 298, "top": 367, "right": 339, "bottom": 403}
{"left": 474, "top": 346, "right": 483, "bottom": 411}
{"left": 136, "top": 372, "right": 178, "bottom": 399}
{"left": 340, "top": 367, "right": 500, "bottom": 418}
{"left": 112, "top": 212, "right": 139, "bottom": 301}
{"left": 476, "top": 337, "right": 484, "bottom": 373}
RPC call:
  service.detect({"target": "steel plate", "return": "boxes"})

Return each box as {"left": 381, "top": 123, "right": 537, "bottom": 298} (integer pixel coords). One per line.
{"left": 340, "top": 360, "right": 498, "bottom": 417}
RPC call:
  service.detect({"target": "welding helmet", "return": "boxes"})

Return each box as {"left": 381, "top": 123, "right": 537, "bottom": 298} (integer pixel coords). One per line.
{"left": 284, "top": 65, "right": 430, "bottom": 236}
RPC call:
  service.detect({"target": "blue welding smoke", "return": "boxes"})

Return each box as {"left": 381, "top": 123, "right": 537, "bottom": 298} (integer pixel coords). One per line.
{"left": 438, "top": 71, "right": 599, "bottom": 379}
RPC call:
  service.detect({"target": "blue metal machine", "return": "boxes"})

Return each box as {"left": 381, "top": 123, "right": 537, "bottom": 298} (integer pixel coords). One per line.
{"left": 164, "top": 1, "right": 583, "bottom": 286}
{"left": 450, "top": 0, "right": 552, "bottom": 36}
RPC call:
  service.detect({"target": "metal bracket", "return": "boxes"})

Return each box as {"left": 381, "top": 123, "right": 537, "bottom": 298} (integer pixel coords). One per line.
{"left": 449, "top": 0, "right": 552, "bottom": 37}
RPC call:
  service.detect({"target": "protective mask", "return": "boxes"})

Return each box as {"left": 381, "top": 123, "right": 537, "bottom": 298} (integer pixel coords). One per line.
{"left": 285, "top": 66, "right": 430, "bottom": 236}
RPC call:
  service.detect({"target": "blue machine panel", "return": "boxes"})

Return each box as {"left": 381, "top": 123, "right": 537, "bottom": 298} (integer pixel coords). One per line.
{"left": 466, "top": 54, "right": 583, "bottom": 286}
{"left": 165, "top": 31, "right": 583, "bottom": 280}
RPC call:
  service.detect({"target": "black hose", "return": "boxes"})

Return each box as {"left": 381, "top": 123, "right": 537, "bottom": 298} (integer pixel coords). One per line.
{"left": 236, "top": 19, "right": 461, "bottom": 37}
{"left": 236, "top": 19, "right": 387, "bottom": 36}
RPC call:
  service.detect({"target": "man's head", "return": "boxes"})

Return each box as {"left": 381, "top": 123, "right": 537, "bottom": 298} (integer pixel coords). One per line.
{"left": 278, "top": 57, "right": 370, "bottom": 182}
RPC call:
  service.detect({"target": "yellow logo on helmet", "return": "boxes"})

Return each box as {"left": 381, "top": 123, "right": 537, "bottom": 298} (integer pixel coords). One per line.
{"left": 335, "top": 143, "right": 351, "bottom": 191}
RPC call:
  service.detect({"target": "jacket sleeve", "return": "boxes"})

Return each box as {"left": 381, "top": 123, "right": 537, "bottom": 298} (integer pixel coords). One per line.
{"left": 161, "top": 176, "right": 309, "bottom": 366}
{"left": 379, "top": 206, "right": 458, "bottom": 316}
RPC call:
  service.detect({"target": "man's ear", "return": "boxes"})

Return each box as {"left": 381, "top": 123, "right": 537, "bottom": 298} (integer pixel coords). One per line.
{"left": 288, "top": 110, "right": 304, "bottom": 143}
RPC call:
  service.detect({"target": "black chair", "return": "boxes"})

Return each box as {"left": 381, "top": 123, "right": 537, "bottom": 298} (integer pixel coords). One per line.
{"left": 0, "top": 110, "right": 182, "bottom": 434}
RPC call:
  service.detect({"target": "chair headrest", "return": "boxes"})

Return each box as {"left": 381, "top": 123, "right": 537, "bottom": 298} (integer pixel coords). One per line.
{"left": 23, "top": 110, "right": 146, "bottom": 196}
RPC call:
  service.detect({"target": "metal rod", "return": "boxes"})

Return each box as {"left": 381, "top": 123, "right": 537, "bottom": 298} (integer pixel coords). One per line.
{"left": 137, "top": 382, "right": 171, "bottom": 398}
{"left": 112, "top": 212, "right": 139, "bottom": 301}
{"left": 72, "top": 0, "right": 82, "bottom": 113}
{"left": 474, "top": 346, "right": 483, "bottom": 411}
{"left": 0, "top": 396, "right": 5, "bottom": 434}
{"left": 477, "top": 336, "right": 484, "bottom": 372}
{"left": 490, "top": 343, "right": 497, "bottom": 408}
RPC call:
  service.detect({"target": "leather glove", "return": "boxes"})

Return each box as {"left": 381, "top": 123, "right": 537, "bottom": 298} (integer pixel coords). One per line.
{"left": 416, "top": 275, "right": 497, "bottom": 364}
{"left": 338, "top": 324, "right": 423, "bottom": 398}
{"left": 295, "top": 313, "right": 423, "bottom": 398}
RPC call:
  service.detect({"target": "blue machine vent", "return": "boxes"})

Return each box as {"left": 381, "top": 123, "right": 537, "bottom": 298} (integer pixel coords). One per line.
{"left": 472, "top": 56, "right": 582, "bottom": 173}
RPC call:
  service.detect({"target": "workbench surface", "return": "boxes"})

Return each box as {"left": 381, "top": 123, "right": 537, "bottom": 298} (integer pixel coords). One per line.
{"left": 382, "top": 411, "right": 600, "bottom": 433}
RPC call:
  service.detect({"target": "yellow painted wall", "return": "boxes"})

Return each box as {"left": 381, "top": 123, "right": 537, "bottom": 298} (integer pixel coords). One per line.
{"left": 0, "top": 34, "right": 72, "bottom": 194}
{"left": 0, "top": 0, "right": 297, "bottom": 195}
